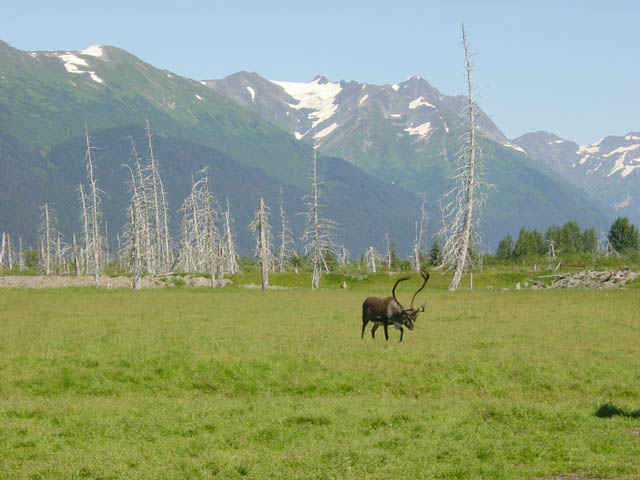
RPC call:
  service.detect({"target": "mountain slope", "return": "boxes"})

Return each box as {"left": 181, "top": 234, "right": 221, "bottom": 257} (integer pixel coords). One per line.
{"left": 37, "top": 126, "right": 421, "bottom": 255}
{"left": 0, "top": 41, "right": 424, "bottom": 255}
{"left": 0, "top": 40, "right": 310, "bottom": 188}
{"left": 515, "top": 131, "right": 640, "bottom": 225}
{"left": 206, "top": 72, "right": 615, "bottom": 246}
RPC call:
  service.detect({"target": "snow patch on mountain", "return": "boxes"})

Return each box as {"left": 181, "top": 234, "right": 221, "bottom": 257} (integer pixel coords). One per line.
{"left": 195, "top": 94, "right": 203, "bottom": 101}
{"left": 246, "top": 86, "right": 255, "bottom": 102}
{"left": 504, "top": 142, "right": 525, "bottom": 153}
{"left": 625, "top": 134, "right": 640, "bottom": 141}
{"left": 602, "top": 144, "right": 639, "bottom": 158}
{"left": 57, "top": 52, "right": 103, "bottom": 84}
{"left": 314, "top": 122, "right": 338, "bottom": 139}
{"left": 82, "top": 45, "right": 104, "bottom": 58}
{"left": 272, "top": 78, "right": 342, "bottom": 127}
{"left": 607, "top": 149, "right": 640, "bottom": 178}
{"left": 359, "top": 95, "right": 368, "bottom": 105}
{"left": 615, "top": 194, "right": 632, "bottom": 210}
{"left": 404, "top": 122, "right": 432, "bottom": 138}
{"left": 409, "top": 97, "right": 435, "bottom": 109}
{"left": 391, "top": 84, "right": 400, "bottom": 92}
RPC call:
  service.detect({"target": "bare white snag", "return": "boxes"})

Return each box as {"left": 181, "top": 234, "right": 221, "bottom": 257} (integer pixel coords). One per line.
{"left": 439, "top": 24, "right": 483, "bottom": 292}
{"left": 176, "top": 168, "right": 222, "bottom": 286}
{"left": 39, "top": 203, "right": 53, "bottom": 275}
{"left": 6, "top": 234, "right": 13, "bottom": 270}
{"left": 1, "top": 232, "right": 15, "bottom": 271}
{"left": 250, "top": 197, "right": 274, "bottom": 290}
{"left": 364, "top": 246, "right": 383, "bottom": 273}
{"left": 384, "top": 232, "right": 393, "bottom": 269}
{"left": 223, "top": 199, "right": 240, "bottom": 274}
{"left": 412, "top": 195, "right": 428, "bottom": 273}
{"left": 337, "top": 245, "right": 349, "bottom": 268}
{"left": 302, "top": 142, "right": 336, "bottom": 289}
{"left": 81, "top": 127, "right": 104, "bottom": 287}
{"left": 18, "top": 236, "right": 24, "bottom": 272}
{"left": 277, "top": 188, "right": 295, "bottom": 273}
{"left": 145, "top": 120, "right": 172, "bottom": 273}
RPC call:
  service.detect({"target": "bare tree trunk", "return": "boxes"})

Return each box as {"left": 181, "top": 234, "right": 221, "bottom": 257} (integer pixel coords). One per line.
{"left": 44, "top": 204, "right": 51, "bottom": 275}
{"left": 223, "top": 199, "right": 239, "bottom": 274}
{"left": 72, "top": 234, "right": 80, "bottom": 275}
{"left": 79, "top": 184, "right": 90, "bottom": 275}
{"left": 6, "top": 234, "right": 12, "bottom": 270}
{"left": 0, "top": 232, "right": 5, "bottom": 268}
{"left": 412, "top": 195, "right": 427, "bottom": 273}
{"left": 439, "top": 24, "right": 482, "bottom": 292}
{"left": 130, "top": 204, "right": 142, "bottom": 290}
{"left": 449, "top": 24, "right": 478, "bottom": 292}
{"left": 85, "top": 127, "right": 102, "bottom": 287}
{"left": 259, "top": 198, "right": 269, "bottom": 290}
{"left": 385, "top": 232, "right": 392, "bottom": 269}
{"left": 251, "top": 197, "right": 273, "bottom": 291}
{"left": 311, "top": 146, "right": 321, "bottom": 288}
{"left": 366, "top": 246, "right": 378, "bottom": 273}
{"left": 18, "top": 236, "right": 24, "bottom": 272}
{"left": 303, "top": 142, "right": 335, "bottom": 289}
{"left": 277, "top": 189, "right": 294, "bottom": 273}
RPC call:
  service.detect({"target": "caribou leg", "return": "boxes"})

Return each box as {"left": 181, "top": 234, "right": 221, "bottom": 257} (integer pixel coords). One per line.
{"left": 383, "top": 324, "right": 389, "bottom": 341}
{"left": 371, "top": 324, "right": 379, "bottom": 339}
{"left": 398, "top": 326, "right": 404, "bottom": 342}
{"left": 361, "top": 319, "right": 368, "bottom": 339}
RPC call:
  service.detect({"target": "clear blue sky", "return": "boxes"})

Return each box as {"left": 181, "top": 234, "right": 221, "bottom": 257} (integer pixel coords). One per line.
{"left": 2, "top": 1, "right": 637, "bottom": 145}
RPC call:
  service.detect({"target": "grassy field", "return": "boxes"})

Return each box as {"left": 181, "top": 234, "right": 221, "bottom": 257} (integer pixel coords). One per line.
{"left": 1, "top": 274, "right": 639, "bottom": 479}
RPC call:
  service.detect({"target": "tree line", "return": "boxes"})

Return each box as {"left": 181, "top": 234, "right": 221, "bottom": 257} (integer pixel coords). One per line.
{"left": 495, "top": 218, "right": 640, "bottom": 260}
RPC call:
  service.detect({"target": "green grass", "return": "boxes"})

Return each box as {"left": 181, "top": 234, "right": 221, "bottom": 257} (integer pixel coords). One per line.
{"left": 1, "top": 283, "right": 639, "bottom": 479}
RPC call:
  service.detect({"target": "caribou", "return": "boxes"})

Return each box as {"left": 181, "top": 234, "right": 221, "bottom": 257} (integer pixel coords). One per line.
{"left": 361, "top": 270, "right": 430, "bottom": 342}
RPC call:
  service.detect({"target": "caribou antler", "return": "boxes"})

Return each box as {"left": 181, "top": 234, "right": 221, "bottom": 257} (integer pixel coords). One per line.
{"left": 408, "top": 270, "right": 430, "bottom": 312}
{"left": 391, "top": 276, "right": 411, "bottom": 309}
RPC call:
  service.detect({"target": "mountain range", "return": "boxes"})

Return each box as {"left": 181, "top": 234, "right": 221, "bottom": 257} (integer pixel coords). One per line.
{"left": 205, "top": 71, "right": 616, "bottom": 241}
{"left": 514, "top": 131, "right": 640, "bottom": 225}
{"left": 0, "top": 40, "right": 628, "bottom": 257}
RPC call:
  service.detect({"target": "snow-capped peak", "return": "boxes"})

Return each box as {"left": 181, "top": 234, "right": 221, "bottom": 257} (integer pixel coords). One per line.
{"left": 82, "top": 45, "right": 104, "bottom": 58}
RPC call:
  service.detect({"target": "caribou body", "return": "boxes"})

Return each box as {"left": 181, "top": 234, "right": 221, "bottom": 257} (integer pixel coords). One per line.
{"left": 361, "top": 271, "right": 429, "bottom": 342}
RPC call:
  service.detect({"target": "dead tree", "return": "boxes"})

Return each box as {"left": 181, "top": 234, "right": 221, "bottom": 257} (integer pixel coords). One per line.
{"left": 38, "top": 203, "right": 66, "bottom": 275}
{"left": 1, "top": 232, "right": 15, "bottom": 271}
{"left": 302, "top": 142, "right": 336, "bottom": 289}
{"left": 176, "top": 169, "right": 222, "bottom": 286}
{"left": 250, "top": 197, "right": 275, "bottom": 290}
{"left": 439, "top": 24, "right": 483, "bottom": 292}
{"left": 121, "top": 164, "right": 145, "bottom": 288}
{"left": 80, "top": 127, "right": 104, "bottom": 287}
{"left": 384, "top": 232, "right": 393, "bottom": 269}
{"left": 411, "top": 195, "right": 428, "bottom": 273}
{"left": 277, "top": 188, "right": 295, "bottom": 272}
{"left": 364, "top": 246, "right": 383, "bottom": 273}
{"left": 18, "top": 236, "right": 25, "bottom": 271}
{"left": 145, "top": 120, "right": 172, "bottom": 272}
{"left": 223, "top": 199, "right": 240, "bottom": 274}
{"left": 337, "top": 245, "right": 349, "bottom": 268}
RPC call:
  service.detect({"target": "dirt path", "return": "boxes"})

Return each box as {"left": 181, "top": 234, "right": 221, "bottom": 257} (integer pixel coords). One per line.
{"left": 0, "top": 275, "right": 228, "bottom": 289}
